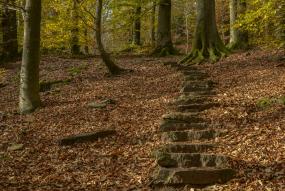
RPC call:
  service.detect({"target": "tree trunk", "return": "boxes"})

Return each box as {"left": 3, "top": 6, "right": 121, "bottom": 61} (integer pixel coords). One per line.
{"left": 19, "top": 0, "right": 41, "bottom": 114}
{"left": 84, "top": 28, "right": 89, "bottom": 55}
{"left": 277, "top": 1, "right": 285, "bottom": 47}
{"left": 2, "top": 0, "right": 18, "bottom": 61}
{"left": 150, "top": 1, "right": 156, "bottom": 46}
{"left": 153, "top": 0, "right": 175, "bottom": 56}
{"left": 179, "top": 0, "right": 229, "bottom": 64}
{"left": 229, "top": 0, "right": 248, "bottom": 49}
{"left": 70, "top": 0, "right": 80, "bottom": 55}
{"left": 133, "top": 1, "right": 141, "bottom": 46}
{"left": 95, "top": 0, "right": 122, "bottom": 75}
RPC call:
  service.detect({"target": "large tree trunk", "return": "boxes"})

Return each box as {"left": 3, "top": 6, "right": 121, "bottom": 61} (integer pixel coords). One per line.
{"left": 153, "top": 0, "right": 175, "bottom": 56}
{"left": 19, "top": 0, "right": 41, "bottom": 114}
{"left": 70, "top": 0, "right": 80, "bottom": 55}
{"left": 95, "top": 0, "right": 122, "bottom": 75}
{"left": 179, "top": 0, "right": 228, "bottom": 64}
{"left": 133, "top": 1, "right": 141, "bottom": 46}
{"left": 229, "top": 0, "right": 248, "bottom": 49}
{"left": 2, "top": 0, "right": 18, "bottom": 61}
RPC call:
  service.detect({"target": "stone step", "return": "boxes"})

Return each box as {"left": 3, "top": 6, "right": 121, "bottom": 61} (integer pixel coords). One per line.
{"left": 183, "top": 71, "right": 209, "bottom": 77}
{"left": 161, "top": 143, "right": 214, "bottom": 153}
{"left": 156, "top": 153, "right": 230, "bottom": 168}
{"left": 159, "top": 120, "right": 208, "bottom": 132}
{"left": 162, "top": 112, "right": 205, "bottom": 123}
{"left": 152, "top": 167, "right": 235, "bottom": 186}
{"left": 181, "top": 81, "right": 215, "bottom": 93}
{"left": 176, "top": 66, "right": 198, "bottom": 72}
{"left": 181, "top": 87, "right": 213, "bottom": 94}
{"left": 182, "top": 90, "right": 216, "bottom": 97}
{"left": 161, "top": 129, "right": 221, "bottom": 142}
{"left": 172, "top": 103, "right": 218, "bottom": 112}
{"left": 170, "top": 95, "right": 212, "bottom": 106}
{"left": 184, "top": 73, "right": 210, "bottom": 81}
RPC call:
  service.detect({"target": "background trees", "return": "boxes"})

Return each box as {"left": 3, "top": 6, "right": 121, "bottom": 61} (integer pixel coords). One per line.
{"left": 1, "top": 0, "right": 283, "bottom": 58}
{"left": 0, "top": 0, "right": 18, "bottom": 63}
{"left": 0, "top": 0, "right": 284, "bottom": 114}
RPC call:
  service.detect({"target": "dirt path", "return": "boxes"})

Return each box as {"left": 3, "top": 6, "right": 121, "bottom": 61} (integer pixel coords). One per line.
{"left": 0, "top": 49, "right": 284, "bottom": 190}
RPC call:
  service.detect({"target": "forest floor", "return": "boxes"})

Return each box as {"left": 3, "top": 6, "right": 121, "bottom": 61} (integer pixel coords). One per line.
{"left": 0, "top": 49, "right": 284, "bottom": 190}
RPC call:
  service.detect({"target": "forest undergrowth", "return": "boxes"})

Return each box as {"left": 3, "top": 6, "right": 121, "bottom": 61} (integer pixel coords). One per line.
{"left": 0, "top": 49, "right": 284, "bottom": 190}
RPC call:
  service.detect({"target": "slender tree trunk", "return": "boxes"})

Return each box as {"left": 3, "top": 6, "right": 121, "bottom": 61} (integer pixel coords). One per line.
{"left": 153, "top": 0, "right": 175, "bottom": 56}
{"left": 133, "top": 1, "right": 141, "bottom": 45}
{"left": 229, "top": 0, "right": 248, "bottom": 49}
{"left": 95, "top": 0, "right": 122, "bottom": 75}
{"left": 277, "top": 1, "right": 285, "bottom": 47}
{"left": 84, "top": 28, "right": 89, "bottom": 54}
{"left": 150, "top": 1, "right": 156, "bottom": 46}
{"left": 179, "top": 0, "right": 229, "bottom": 64}
{"left": 70, "top": 0, "right": 80, "bottom": 55}
{"left": 2, "top": 0, "right": 18, "bottom": 61}
{"left": 185, "top": 6, "right": 189, "bottom": 54}
{"left": 19, "top": 0, "right": 41, "bottom": 114}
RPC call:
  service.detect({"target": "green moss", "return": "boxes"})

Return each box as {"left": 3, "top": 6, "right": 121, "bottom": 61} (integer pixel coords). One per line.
{"left": 256, "top": 96, "right": 285, "bottom": 108}
{"left": 256, "top": 98, "right": 273, "bottom": 108}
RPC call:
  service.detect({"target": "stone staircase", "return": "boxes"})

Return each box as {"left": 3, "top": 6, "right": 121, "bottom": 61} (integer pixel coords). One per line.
{"left": 151, "top": 65, "right": 235, "bottom": 189}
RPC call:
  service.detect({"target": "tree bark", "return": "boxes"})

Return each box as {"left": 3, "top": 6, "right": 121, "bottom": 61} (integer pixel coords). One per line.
{"left": 153, "top": 0, "right": 175, "bottom": 56}
{"left": 95, "top": 0, "right": 122, "bottom": 75}
{"left": 19, "top": 0, "right": 41, "bottom": 114}
{"left": 277, "top": 1, "right": 285, "bottom": 47}
{"left": 1, "top": 0, "right": 18, "bottom": 61}
{"left": 70, "top": 0, "right": 81, "bottom": 55}
{"left": 150, "top": 1, "right": 156, "bottom": 46}
{"left": 229, "top": 0, "right": 248, "bottom": 49}
{"left": 179, "top": 0, "right": 229, "bottom": 64}
{"left": 133, "top": 1, "right": 141, "bottom": 45}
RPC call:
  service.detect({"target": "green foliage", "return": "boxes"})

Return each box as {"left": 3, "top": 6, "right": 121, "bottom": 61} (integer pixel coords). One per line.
{"left": 236, "top": 0, "right": 285, "bottom": 47}
{"left": 256, "top": 96, "right": 285, "bottom": 108}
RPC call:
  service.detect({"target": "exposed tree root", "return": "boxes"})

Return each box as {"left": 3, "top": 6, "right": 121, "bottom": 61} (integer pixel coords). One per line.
{"left": 179, "top": 46, "right": 230, "bottom": 65}
{"left": 228, "top": 41, "right": 249, "bottom": 50}
{"left": 152, "top": 45, "right": 179, "bottom": 57}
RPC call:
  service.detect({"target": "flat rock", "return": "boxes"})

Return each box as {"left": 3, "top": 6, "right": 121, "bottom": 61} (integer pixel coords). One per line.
{"left": 170, "top": 95, "right": 211, "bottom": 106}
{"left": 162, "top": 112, "right": 204, "bottom": 123}
{"left": 172, "top": 103, "right": 219, "bottom": 112}
{"left": 159, "top": 121, "right": 207, "bottom": 132}
{"left": 8, "top": 144, "right": 24, "bottom": 151}
{"left": 162, "top": 143, "right": 214, "bottom": 153}
{"left": 183, "top": 73, "right": 209, "bottom": 81}
{"left": 175, "top": 66, "right": 198, "bottom": 71}
{"left": 156, "top": 153, "right": 230, "bottom": 168}
{"left": 0, "top": 83, "right": 7, "bottom": 88}
{"left": 58, "top": 129, "right": 116, "bottom": 145}
{"left": 88, "top": 99, "right": 116, "bottom": 109}
{"left": 182, "top": 91, "right": 216, "bottom": 97}
{"left": 152, "top": 167, "right": 236, "bottom": 186}
{"left": 162, "top": 130, "right": 220, "bottom": 142}
{"left": 182, "top": 71, "right": 208, "bottom": 76}
{"left": 181, "top": 81, "right": 215, "bottom": 93}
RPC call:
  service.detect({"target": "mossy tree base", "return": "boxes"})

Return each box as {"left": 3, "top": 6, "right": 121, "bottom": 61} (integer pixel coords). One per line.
{"left": 179, "top": 47, "right": 229, "bottom": 65}
{"left": 179, "top": 0, "right": 229, "bottom": 65}
{"left": 227, "top": 41, "right": 249, "bottom": 51}
{"left": 152, "top": 45, "right": 179, "bottom": 57}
